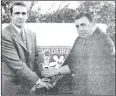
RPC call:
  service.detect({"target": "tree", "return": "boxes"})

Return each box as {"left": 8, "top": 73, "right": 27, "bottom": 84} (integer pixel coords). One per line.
{"left": 2, "top": 1, "right": 115, "bottom": 33}
{"left": 97, "top": 2, "right": 115, "bottom": 34}
{"left": 1, "top": 1, "right": 14, "bottom": 23}
{"left": 26, "top": 1, "right": 40, "bottom": 22}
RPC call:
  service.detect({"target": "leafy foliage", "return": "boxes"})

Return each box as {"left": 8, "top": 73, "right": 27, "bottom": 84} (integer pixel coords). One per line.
{"left": 1, "top": 1, "right": 115, "bottom": 35}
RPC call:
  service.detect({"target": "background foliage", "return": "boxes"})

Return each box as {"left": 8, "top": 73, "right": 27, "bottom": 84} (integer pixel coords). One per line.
{"left": 1, "top": 1, "right": 115, "bottom": 36}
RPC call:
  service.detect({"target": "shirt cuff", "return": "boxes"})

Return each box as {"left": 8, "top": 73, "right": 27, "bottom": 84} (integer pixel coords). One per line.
{"left": 36, "top": 78, "right": 41, "bottom": 85}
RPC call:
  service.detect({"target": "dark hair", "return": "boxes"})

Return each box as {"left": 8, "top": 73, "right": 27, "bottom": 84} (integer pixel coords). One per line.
{"left": 75, "top": 12, "right": 93, "bottom": 22}
{"left": 10, "top": 1, "right": 27, "bottom": 15}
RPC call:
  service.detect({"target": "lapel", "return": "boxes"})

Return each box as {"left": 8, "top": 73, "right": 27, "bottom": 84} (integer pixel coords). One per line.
{"left": 25, "top": 28, "right": 32, "bottom": 54}
{"left": 9, "top": 23, "right": 29, "bottom": 53}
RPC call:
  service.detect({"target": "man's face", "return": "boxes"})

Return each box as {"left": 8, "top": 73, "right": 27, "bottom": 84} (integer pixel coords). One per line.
{"left": 75, "top": 16, "right": 94, "bottom": 39}
{"left": 11, "top": 5, "right": 28, "bottom": 28}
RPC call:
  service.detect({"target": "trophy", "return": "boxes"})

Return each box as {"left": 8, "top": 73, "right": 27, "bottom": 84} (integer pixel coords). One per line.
{"left": 30, "top": 49, "right": 65, "bottom": 95}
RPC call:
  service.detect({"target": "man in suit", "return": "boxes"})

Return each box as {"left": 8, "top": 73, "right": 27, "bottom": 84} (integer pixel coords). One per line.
{"left": 2, "top": 1, "right": 52, "bottom": 96}
{"left": 42, "top": 12, "right": 115, "bottom": 95}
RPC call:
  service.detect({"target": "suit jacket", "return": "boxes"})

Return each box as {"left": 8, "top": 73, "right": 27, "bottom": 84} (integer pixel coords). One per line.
{"left": 2, "top": 23, "right": 41, "bottom": 95}
{"left": 64, "top": 28, "right": 115, "bottom": 95}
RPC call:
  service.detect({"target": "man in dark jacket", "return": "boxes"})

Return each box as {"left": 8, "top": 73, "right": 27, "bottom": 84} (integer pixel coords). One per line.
{"left": 42, "top": 12, "right": 115, "bottom": 95}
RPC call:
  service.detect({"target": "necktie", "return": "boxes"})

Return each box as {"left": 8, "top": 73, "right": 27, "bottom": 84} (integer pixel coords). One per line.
{"left": 20, "top": 29, "right": 27, "bottom": 45}
{"left": 20, "top": 29, "right": 24, "bottom": 41}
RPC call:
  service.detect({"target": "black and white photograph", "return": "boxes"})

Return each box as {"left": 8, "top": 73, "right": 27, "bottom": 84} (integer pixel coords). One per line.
{"left": 1, "top": 1, "right": 115, "bottom": 96}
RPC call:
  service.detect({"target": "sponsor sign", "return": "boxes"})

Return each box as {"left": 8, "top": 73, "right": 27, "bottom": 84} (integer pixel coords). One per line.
{"left": 38, "top": 46, "right": 71, "bottom": 68}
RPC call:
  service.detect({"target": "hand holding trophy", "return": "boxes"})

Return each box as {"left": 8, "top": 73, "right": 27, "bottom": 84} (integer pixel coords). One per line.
{"left": 31, "top": 50, "right": 65, "bottom": 95}
{"left": 42, "top": 54, "right": 65, "bottom": 86}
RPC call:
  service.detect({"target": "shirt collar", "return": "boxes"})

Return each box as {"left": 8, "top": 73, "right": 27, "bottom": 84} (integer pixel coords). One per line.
{"left": 12, "top": 23, "right": 24, "bottom": 34}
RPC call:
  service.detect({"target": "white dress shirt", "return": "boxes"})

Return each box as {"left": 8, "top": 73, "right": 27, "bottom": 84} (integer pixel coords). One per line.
{"left": 12, "top": 23, "right": 26, "bottom": 44}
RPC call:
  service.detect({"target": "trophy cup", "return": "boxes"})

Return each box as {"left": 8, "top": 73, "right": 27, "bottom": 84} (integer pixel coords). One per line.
{"left": 31, "top": 49, "right": 65, "bottom": 95}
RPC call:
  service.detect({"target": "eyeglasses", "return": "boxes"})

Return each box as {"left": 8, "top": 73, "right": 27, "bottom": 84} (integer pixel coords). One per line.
{"left": 14, "top": 12, "right": 27, "bottom": 15}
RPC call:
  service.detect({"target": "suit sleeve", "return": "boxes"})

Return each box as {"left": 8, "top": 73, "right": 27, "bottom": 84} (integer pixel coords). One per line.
{"left": 2, "top": 31, "right": 39, "bottom": 87}
{"left": 103, "top": 34, "right": 115, "bottom": 56}
{"left": 33, "top": 33, "right": 43, "bottom": 77}
{"left": 63, "top": 39, "right": 78, "bottom": 73}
